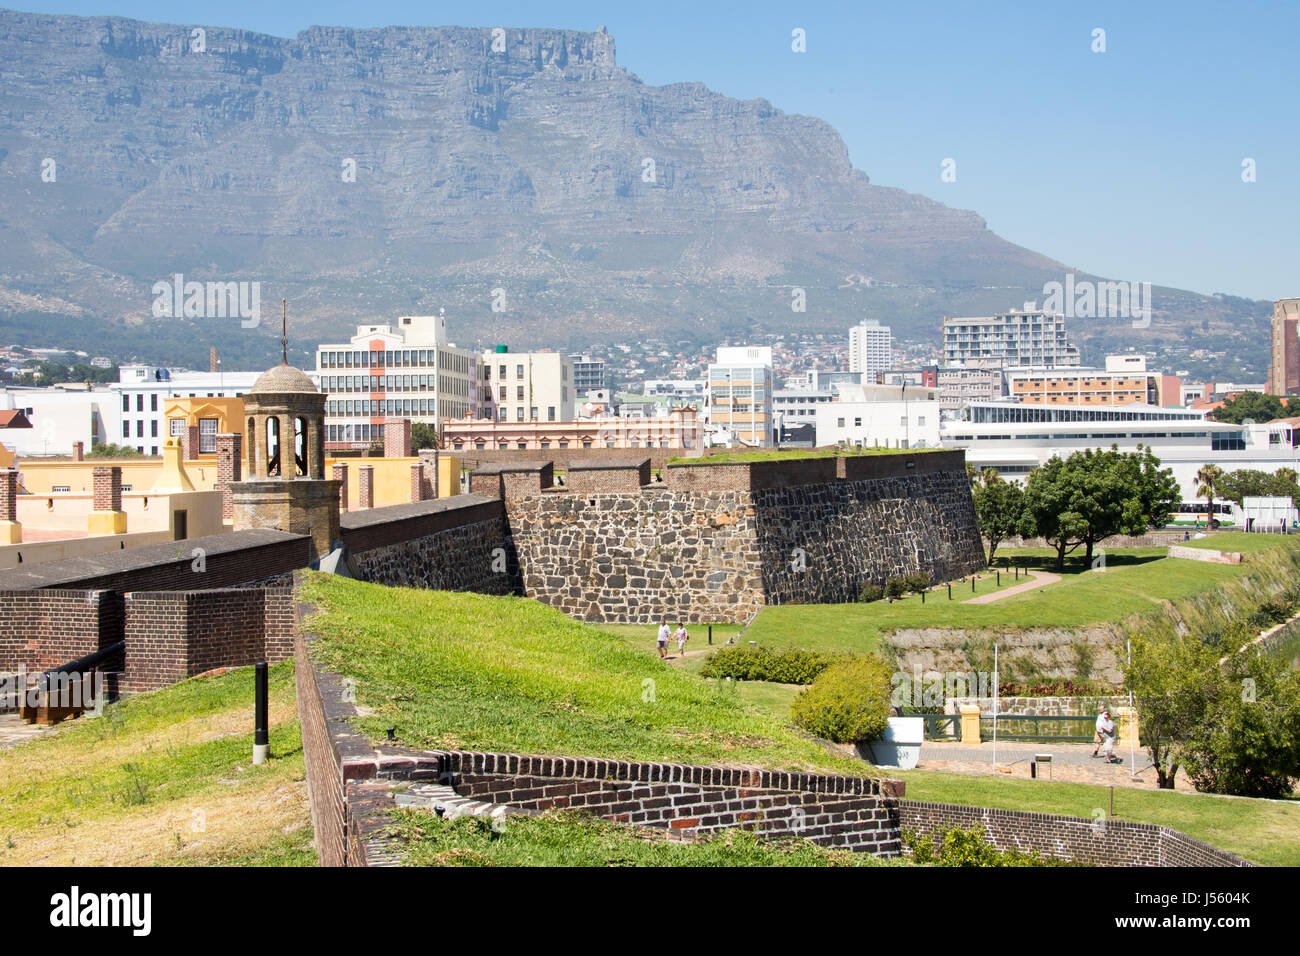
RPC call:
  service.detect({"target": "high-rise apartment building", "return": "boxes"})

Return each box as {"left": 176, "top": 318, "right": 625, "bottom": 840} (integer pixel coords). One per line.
{"left": 1268, "top": 298, "right": 1300, "bottom": 397}
{"left": 480, "top": 349, "right": 575, "bottom": 425}
{"left": 942, "top": 309, "right": 1081, "bottom": 368}
{"left": 316, "top": 314, "right": 480, "bottom": 451}
{"left": 570, "top": 353, "right": 608, "bottom": 395}
{"left": 848, "top": 320, "right": 893, "bottom": 375}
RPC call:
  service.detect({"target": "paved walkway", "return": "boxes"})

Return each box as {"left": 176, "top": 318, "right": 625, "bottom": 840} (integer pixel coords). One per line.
{"left": 963, "top": 570, "right": 1062, "bottom": 604}
{"left": 0, "top": 713, "right": 58, "bottom": 750}
{"left": 917, "top": 741, "right": 1192, "bottom": 790}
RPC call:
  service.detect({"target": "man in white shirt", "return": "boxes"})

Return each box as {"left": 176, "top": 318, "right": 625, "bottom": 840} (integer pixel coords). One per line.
{"left": 656, "top": 621, "right": 671, "bottom": 659}
{"left": 1092, "top": 709, "right": 1116, "bottom": 760}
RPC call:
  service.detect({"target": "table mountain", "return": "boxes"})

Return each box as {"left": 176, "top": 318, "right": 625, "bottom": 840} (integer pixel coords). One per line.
{"left": 0, "top": 8, "right": 1267, "bottom": 368}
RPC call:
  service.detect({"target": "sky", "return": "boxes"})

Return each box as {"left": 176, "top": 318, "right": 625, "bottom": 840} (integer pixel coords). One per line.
{"left": 12, "top": 0, "right": 1299, "bottom": 302}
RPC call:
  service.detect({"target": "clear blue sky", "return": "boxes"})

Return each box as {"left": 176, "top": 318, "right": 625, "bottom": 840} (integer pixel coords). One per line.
{"left": 14, "top": 0, "right": 1299, "bottom": 301}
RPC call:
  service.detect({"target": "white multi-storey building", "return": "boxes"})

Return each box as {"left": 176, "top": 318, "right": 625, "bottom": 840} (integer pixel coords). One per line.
{"left": 815, "top": 383, "right": 941, "bottom": 449}
{"left": 849, "top": 321, "right": 893, "bottom": 375}
{"left": 941, "top": 400, "right": 1300, "bottom": 502}
{"left": 479, "top": 349, "right": 575, "bottom": 425}
{"left": 707, "top": 347, "right": 775, "bottom": 447}
{"left": 942, "top": 309, "right": 1081, "bottom": 368}
{"left": 316, "top": 314, "right": 480, "bottom": 451}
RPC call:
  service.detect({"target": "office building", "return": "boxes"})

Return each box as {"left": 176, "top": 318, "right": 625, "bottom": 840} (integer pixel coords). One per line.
{"left": 1003, "top": 355, "right": 1162, "bottom": 407}
{"left": 316, "top": 314, "right": 480, "bottom": 451}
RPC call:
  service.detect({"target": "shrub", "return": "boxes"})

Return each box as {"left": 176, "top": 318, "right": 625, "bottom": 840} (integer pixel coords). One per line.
{"left": 700, "top": 645, "right": 840, "bottom": 684}
{"left": 904, "top": 571, "right": 932, "bottom": 594}
{"left": 859, "top": 583, "right": 884, "bottom": 603}
{"left": 903, "top": 826, "right": 1069, "bottom": 867}
{"left": 790, "top": 655, "right": 892, "bottom": 743}
{"left": 884, "top": 577, "right": 909, "bottom": 600}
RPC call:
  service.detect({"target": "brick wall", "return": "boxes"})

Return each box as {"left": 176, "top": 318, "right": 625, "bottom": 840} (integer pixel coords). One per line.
{"left": 0, "top": 589, "right": 122, "bottom": 671}
{"left": 566, "top": 459, "right": 651, "bottom": 494}
{"left": 92, "top": 466, "right": 121, "bottom": 512}
{"left": 898, "top": 801, "right": 1254, "bottom": 867}
{"left": 122, "top": 587, "right": 294, "bottom": 691}
{"left": 452, "top": 771, "right": 899, "bottom": 852}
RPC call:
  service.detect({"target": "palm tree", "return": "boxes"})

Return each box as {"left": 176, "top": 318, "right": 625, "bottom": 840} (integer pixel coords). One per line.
{"left": 1195, "top": 463, "right": 1224, "bottom": 528}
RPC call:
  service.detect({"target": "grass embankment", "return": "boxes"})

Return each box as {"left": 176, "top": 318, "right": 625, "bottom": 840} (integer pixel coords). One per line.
{"left": 389, "top": 808, "right": 898, "bottom": 867}
{"left": 0, "top": 663, "right": 313, "bottom": 866}
{"left": 298, "top": 574, "right": 864, "bottom": 775}
{"left": 740, "top": 536, "right": 1300, "bottom": 655}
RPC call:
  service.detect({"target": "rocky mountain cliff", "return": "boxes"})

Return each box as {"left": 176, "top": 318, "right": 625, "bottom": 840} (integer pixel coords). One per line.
{"left": 0, "top": 9, "right": 1268, "bottom": 368}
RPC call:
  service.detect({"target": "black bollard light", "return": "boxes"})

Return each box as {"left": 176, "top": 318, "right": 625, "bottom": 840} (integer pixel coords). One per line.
{"left": 996, "top": 571, "right": 1001, "bottom": 586}
{"left": 708, "top": 625, "right": 713, "bottom": 645}
{"left": 253, "top": 661, "right": 269, "bottom": 765}
{"left": 947, "top": 583, "right": 952, "bottom": 600}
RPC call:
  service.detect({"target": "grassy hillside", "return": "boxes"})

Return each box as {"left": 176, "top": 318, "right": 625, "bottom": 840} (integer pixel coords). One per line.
{"left": 389, "top": 808, "right": 901, "bottom": 867}
{"left": 0, "top": 663, "right": 313, "bottom": 866}
{"left": 739, "top": 537, "right": 1300, "bottom": 655}
{"left": 299, "top": 574, "right": 865, "bottom": 775}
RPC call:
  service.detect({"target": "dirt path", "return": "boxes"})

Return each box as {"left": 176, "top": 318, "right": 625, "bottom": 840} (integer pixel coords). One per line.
{"left": 963, "top": 570, "right": 1062, "bottom": 604}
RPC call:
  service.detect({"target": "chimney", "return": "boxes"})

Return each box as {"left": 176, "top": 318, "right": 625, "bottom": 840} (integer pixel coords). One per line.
{"left": 216, "top": 433, "right": 242, "bottom": 523}
{"left": 332, "top": 462, "right": 348, "bottom": 511}
{"left": 0, "top": 468, "right": 20, "bottom": 544}
{"left": 71, "top": 441, "right": 84, "bottom": 462}
{"left": 358, "top": 464, "right": 374, "bottom": 510}
{"left": 89, "top": 465, "right": 126, "bottom": 535}
{"left": 384, "top": 418, "right": 412, "bottom": 458}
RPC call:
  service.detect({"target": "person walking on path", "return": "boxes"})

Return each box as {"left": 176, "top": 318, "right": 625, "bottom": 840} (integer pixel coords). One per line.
{"left": 656, "top": 621, "right": 671, "bottom": 659}
{"left": 674, "top": 623, "right": 689, "bottom": 658}
{"left": 1092, "top": 709, "right": 1117, "bottom": 761}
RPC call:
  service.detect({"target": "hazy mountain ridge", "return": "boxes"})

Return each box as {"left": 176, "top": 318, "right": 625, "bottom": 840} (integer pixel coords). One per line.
{"left": 0, "top": 8, "right": 1268, "bottom": 368}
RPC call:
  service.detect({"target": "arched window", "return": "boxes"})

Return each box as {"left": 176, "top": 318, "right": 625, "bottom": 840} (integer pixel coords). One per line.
{"left": 266, "top": 417, "right": 281, "bottom": 477}
{"left": 247, "top": 417, "right": 256, "bottom": 473}
{"left": 294, "top": 417, "right": 307, "bottom": 477}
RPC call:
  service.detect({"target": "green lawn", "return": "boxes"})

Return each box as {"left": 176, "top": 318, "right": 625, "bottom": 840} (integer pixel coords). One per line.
{"left": 388, "top": 807, "right": 900, "bottom": 867}
{"left": 0, "top": 663, "right": 314, "bottom": 866}
{"left": 298, "top": 574, "right": 865, "bottom": 775}
{"left": 895, "top": 770, "right": 1300, "bottom": 867}
{"left": 742, "top": 541, "right": 1300, "bottom": 655}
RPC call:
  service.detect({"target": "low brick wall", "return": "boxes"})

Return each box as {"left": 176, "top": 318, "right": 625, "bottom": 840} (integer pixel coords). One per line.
{"left": 565, "top": 459, "right": 651, "bottom": 494}
{"left": 123, "top": 587, "right": 294, "bottom": 691}
{"left": 0, "top": 589, "right": 122, "bottom": 671}
{"left": 898, "top": 801, "right": 1254, "bottom": 867}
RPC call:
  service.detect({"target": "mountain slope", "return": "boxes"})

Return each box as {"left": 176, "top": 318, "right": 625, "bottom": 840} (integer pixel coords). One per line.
{"left": 0, "top": 9, "right": 1267, "bottom": 368}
